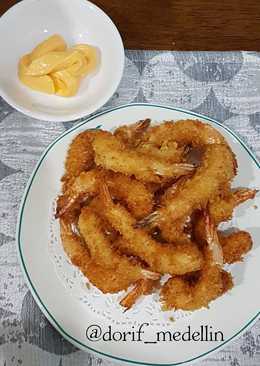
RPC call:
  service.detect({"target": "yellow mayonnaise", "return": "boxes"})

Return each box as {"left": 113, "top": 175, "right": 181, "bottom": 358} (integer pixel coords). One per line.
{"left": 18, "top": 34, "right": 98, "bottom": 97}
{"left": 52, "top": 70, "right": 80, "bottom": 97}
{"left": 30, "top": 34, "right": 67, "bottom": 60}
{"left": 73, "top": 44, "right": 98, "bottom": 75}
{"left": 18, "top": 55, "right": 55, "bottom": 94}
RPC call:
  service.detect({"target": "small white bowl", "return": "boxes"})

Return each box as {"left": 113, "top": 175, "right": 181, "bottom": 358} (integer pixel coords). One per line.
{"left": 0, "top": 0, "right": 124, "bottom": 122}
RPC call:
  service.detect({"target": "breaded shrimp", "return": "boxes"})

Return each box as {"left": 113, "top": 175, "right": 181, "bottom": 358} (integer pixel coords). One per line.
{"left": 141, "top": 144, "right": 237, "bottom": 226}
{"left": 56, "top": 168, "right": 154, "bottom": 219}
{"left": 60, "top": 218, "right": 123, "bottom": 293}
{"left": 56, "top": 118, "right": 255, "bottom": 310}
{"left": 153, "top": 177, "right": 191, "bottom": 243}
{"left": 61, "top": 129, "right": 109, "bottom": 191}
{"left": 193, "top": 188, "right": 257, "bottom": 244}
{"left": 126, "top": 119, "right": 225, "bottom": 164}
{"left": 120, "top": 278, "right": 160, "bottom": 310}
{"left": 196, "top": 215, "right": 252, "bottom": 265}
{"left": 105, "top": 171, "right": 154, "bottom": 219}
{"left": 219, "top": 231, "right": 253, "bottom": 264}
{"left": 160, "top": 265, "right": 229, "bottom": 311}
{"left": 137, "top": 142, "right": 186, "bottom": 164}
{"left": 60, "top": 217, "right": 158, "bottom": 293}
{"left": 78, "top": 207, "right": 119, "bottom": 268}
{"left": 144, "top": 119, "right": 226, "bottom": 147}
{"left": 56, "top": 169, "right": 99, "bottom": 218}
{"left": 193, "top": 208, "right": 253, "bottom": 265}
{"left": 92, "top": 132, "right": 195, "bottom": 183}
{"left": 209, "top": 188, "right": 258, "bottom": 224}
{"left": 99, "top": 183, "right": 203, "bottom": 275}
{"left": 160, "top": 217, "right": 233, "bottom": 311}
{"left": 78, "top": 207, "right": 159, "bottom": 282}
{"left": 61, "top": 131, "right": 95, "bottom": 191}
{"left": 60, "top": 218, "right": 90, "bottom": 268}
{"left": 114, "top": 119, "right": 186, "bottom": 164}
{"left": 88, "top": 196, "right": 119, "bottom": 242}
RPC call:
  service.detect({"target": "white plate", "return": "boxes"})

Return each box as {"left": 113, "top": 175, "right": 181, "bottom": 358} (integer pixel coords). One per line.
{"left": 0, "top": 0, "right": 124, "bottom": 122}
{"left": 17, "top": 104, "right": 260, "bottom": 365}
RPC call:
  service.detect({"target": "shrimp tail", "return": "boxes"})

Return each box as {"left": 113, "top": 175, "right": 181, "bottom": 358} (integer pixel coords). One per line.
{"left": 120, "top": 282, "right": 143, "bottom": 311}
{"left": 135, "top": 211, "right": 160, "bottom": 228}
{"left": 141, "top": 269, "right": 161, "bottom": 280}
{"left": 55, "top": 193, "right": 79, "bottom": 218}
{"left": 204, "top": 210, "right": 224, "bottom": 266}
{"left": 120, "top": 278, "right": 160, "bottom": 310}
{"left": 154, "top": 163, "right": 195, "bottom": 177}
{"left": 233, "top": 188, "right": 258, "bottom": 205}
{"left": 134, "top": 118, "right": 151, "bottom": 133}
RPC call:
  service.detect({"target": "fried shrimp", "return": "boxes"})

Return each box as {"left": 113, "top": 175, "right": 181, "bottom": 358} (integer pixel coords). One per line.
{"left": 56, "top": 169, "right": 99, "bottom": 218}
{"left": 141, "top": 144, "right": 237, "bottom": 226}
{"left": 59, "top": 201, "right": 153, "bottom": 293}
{"left": 154, "top": 177, "right": 191, "bottom": 243}
{"left": 136, "top": 141, "right": 185, "bottom": 164}
{"left": 160, "top": 216, "right": 233, "bottom": 311}
{"left": 61, "top": 215, "right": 158, "bottom": 293}
{"left": 144, "top": 119, "right": 226, "bottom": 147}
{"left": 132, "top": 118, "right": 227, "bottom": 164}
{"left": 78, "top": 207, "right": 120, "bottom": 268}
{"left": 56, "top": 168, "right": 153, "bottom": 219}
{"left": 160, "top": 264, "right": 230, "bottom": 311}
{"left": 60, "top": 218, "right": 90, "bottom": 268}
{"left": 208, "top": 188, "right": 258, "bottom": 224}
{"left": 105, "top": 171, "right": 154, "bottom": 219}
{"left": 92, "top": 132, "right": 194, "bottom": 183}
{"left": 194, "top": 211, "right": 253, "bottom": 265}
{"left": 193, "top": 188, "right": 257, "bottom": 244}
{"left": 100, "top": 183, "right": 203, "bottom": 275}
{"left": 61, "top": 129, "right": 110, "bottom": 191}
{"left": 219, "top": 231, "right": 253, "bottom": 264}
{"left": 87, "top": 196, "right": 119, "bottom": 242}
{"left": 114, "top": 119, "right": 185, "bottom": 163}
{"left": 60, "top": 218, "right": 121, "bottom": 293}
{"left": 78, "top": 207, "right": 158, "bottom": 280}
{"left": 61, "top": 131, "right": 95, "bottom": 191}
{"left": 56, "top": 118, "right": 256, "bottom": 310}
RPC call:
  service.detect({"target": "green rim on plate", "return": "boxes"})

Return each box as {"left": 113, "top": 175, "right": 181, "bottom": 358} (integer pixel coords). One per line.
{"left": 16, "top": 103, "right": 260, "bottom": 366}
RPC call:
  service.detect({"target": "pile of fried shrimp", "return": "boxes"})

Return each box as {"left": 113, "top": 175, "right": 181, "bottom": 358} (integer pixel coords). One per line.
{"left": 55, "top": 119, "right": 258, "bottom": 311}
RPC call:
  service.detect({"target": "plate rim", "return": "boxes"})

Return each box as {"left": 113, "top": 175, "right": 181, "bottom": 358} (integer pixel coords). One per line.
{"left": 0, "top": 0, "right": 125, "bottom": 122}
{"left": 16, "top": 102, "right": 260, "bottom": 365}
